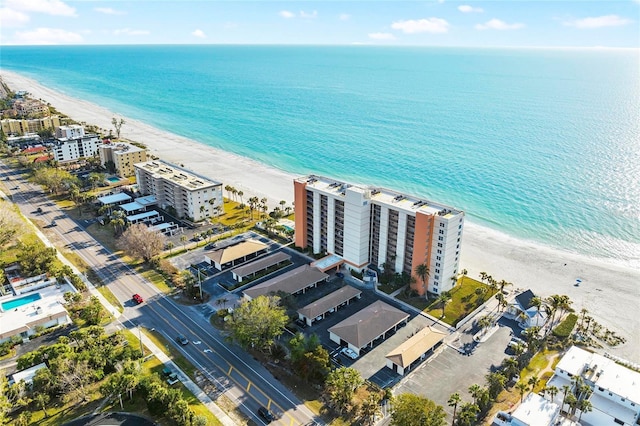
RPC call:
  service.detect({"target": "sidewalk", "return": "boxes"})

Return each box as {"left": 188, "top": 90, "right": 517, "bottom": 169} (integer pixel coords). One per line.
{"left": 137, "top": 330, "right": 236, "bottom": 426}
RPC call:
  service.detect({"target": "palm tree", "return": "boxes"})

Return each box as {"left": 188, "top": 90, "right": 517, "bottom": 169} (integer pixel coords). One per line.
{"left": 468, "top": 384, "right": 482, "bottom": 405}
{"left": 561, "top": 384, "right": 571, "bottom": 410}
{"left": 503, "top": 357, "right": 519, "bottom": 379}
{"left": 414, "top": 263, "right": 429, "bottom": 294}
{"left": 546, "top": 385, "right": 559, "bottom": 402}
{"left": 180, "top": 235, "right": 187, "bottom": 250}
{"left": 437, "top": 291, "right": 452, "bottom": 318}
{"left": 479, "top": 272, "right": 487, "bottom": 282}
{"left": 166, "top": 241, "right": 174, "bottom": 254}
{"left": 527, "top": 375, "right": 540, "bottom": 391}
{"left": 238, "top": 190, "right": 244, "bottom": 206}
{"left": 109, "top": 210, "right": 126, "bottom": 236}
{"left": 447, "top": 392, "right": 461, "bottom": 426}
{"left": 515, "top": 382, "right": 529, "bottom": 403}
{"left": 498, "top": 279, "right": 512, "bottom": 293}
{"left": 477, "top": 315, "right": 493, "bottom": 334}
{"left": 495, "top": 292, "right": 506, "bottom": 312}
{"left": 456, "top": 403, "right": 479, "bottom": 426}
{"left": 579, "top": 308, "right": 589, "bottom": 331}
{"left": 577, "top": 399, "right": 592, "bottom": 421}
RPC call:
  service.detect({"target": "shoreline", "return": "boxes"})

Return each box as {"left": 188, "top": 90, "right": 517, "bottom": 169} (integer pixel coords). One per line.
{"left": 2, "top": 69, "right": 638, "bottom": 361}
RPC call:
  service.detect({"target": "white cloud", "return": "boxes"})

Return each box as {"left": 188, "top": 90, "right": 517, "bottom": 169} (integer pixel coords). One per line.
{"left": 563, "top": 15, "right": 633, "bottom": 29}
{"left": 299, "top": 10, "right": 318, "bottom": 19}
{"left": 391, "top": 18, "right": 450, "bottom": 34}
{"left": 6, "top": 0, "right": 76, "bottom": 17}
{"left": 368, "top": 32, "right": 396, "bottom": 40}
{"left": 95, "top": 7, "right": 125, "bottom": 16}
{"left": 0, "top": 7, "right": 30, "bottom": 27}
{"left": 339, "top": 13, "right": 351, "bottom": 21}
{"left": 114, "top": 28, "right": 150, "bottom": 36}
{"left": 458, "top": 5, "right": 483, "bottom": 13}
{"left": 192, "top": 29, "right": 206, "bottom": 38}
{"left": 475, "top": 19, "right": 524, "bottom": 30}
{"left": 279, "top": 10, "right": 295, "bottom": 19}
{"left": 13, "top": 27, "right": 82, "bottom": 44}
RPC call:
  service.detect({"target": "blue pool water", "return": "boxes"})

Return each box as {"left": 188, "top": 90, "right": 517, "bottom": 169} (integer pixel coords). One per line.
{"left": 2, "top": 293, "right": 42, "bottom": 310}
{"left": 107, "top": 177, "right": 120, "bottom": 183}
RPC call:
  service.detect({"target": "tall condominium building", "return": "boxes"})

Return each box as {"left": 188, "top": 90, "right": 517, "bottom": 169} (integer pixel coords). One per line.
{"left": 134, "top": 160, "right": 222, "bottom": 222}
{"left": 294, "top": 175, "right": 464, "bottom": 295}
{"left": 99, "top": 142, "right": 148, "bottom": 177}
{"left": 1, "top": 116, "right": 61, "bottom": 135}
{"left": 52, "top": 135, "right": 100, "bottom": 163}
{"left": 55, "top": 124, "right": 85, "bottom": 140}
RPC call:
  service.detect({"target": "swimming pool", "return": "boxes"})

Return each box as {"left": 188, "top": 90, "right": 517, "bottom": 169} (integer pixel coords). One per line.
{"left": 107, "top": 177, "right": 120, "bottom": 183}
{"left": 1, "top": 293, "right": 42, "bottom": 310}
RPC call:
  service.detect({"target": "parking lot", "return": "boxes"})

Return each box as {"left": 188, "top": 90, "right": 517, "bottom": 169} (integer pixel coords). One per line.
{"left": 395, "top": 316, "right": 521, "bottom": 416}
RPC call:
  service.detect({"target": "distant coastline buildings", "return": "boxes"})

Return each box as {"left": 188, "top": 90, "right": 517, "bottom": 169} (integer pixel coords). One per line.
{"left": 293, "top": 175, "right": 464, "bottom": 295}
{"left": 134, "top": 160, "right": 222, "bottom": 222}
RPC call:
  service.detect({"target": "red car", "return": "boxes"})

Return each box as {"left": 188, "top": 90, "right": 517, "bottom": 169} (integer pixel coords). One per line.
{"left": 132, "top": 294, "right": 144, "bottom": 304}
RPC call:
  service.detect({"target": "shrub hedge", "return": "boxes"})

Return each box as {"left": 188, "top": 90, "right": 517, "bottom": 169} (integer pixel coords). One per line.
{"left": 553, "top": 313, "right": 578, "bottom": 338}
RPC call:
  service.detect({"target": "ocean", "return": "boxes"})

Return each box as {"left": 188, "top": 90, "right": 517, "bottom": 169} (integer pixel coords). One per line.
{"left": 1, "top": 45, "right": 638, "bottom": 268}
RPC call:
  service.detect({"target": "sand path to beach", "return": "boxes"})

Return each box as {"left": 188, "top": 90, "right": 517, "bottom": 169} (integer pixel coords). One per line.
{"left": 2, "top": 70, "right": 638, "bottom": 361}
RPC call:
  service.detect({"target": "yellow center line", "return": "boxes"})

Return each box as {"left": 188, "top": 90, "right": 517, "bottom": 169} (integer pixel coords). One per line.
{"left": 146, "top": 300, "right": 300, "bottom": 425}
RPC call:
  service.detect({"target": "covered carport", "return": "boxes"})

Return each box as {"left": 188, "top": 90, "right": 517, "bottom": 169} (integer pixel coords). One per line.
{"left": 97, "top": 192, "right": 131, "bottom": 207}
{"left": 231, "top": 252, "right": 291, "bottom": 282}
{"left": 205, "top": 239, "right": 268, "bottom": 271}
{"left": 243, "top": 265, "right": 328, "bottom": 300}
{"left": 297, "top": 285, "right": 362, "bottom": 326}
{"left": 328, "top": 300, "right": 409, "bottom": 356}
{"left": 385, "top": 326, "right": 447, "bottom": 375}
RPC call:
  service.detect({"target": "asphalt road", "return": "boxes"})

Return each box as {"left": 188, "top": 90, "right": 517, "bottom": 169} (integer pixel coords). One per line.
{"left": 0, "top": 162, "right": 320, "bottom": 426}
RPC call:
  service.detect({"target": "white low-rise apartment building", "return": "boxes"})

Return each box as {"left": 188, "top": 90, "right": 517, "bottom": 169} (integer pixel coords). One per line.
{"left": 52, "top": 134, "right": 100, "bottom": 163}
{"left": 294, "top": 175, "right": 464, "bottom": 295}
{"left": 134, "top": 160, "right": 222, "bottom": 222}
{"left": 99, "top": 142, "right": 148, "bottom": 177}
{"left": 546, "top": 346, "right": 640, "bottom": 426}
{"left": 55, "top": 124, "right": 85, "bottom": 139}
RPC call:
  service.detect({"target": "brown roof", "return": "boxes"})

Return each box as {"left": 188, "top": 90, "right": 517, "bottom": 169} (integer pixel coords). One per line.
{"left": 231, "top": 252, "right": 291, "bottom": 278}
{"left": 298, "top": 285, "right": 362, "bottom": 320}
{"left": 205, "top": 240, "right": 268, "bottom": 265}
{"left": 328, "top": 301, "right": 409, "bottom": 349}
{"left": 385, "top": 326, "right": 447, "bottom": 368}
{"left": 243, "top": 265, "right": 328, "bottom": 299}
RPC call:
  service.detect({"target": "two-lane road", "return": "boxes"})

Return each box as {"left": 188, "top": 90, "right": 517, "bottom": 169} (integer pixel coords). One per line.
{"left": 1, "top": 162, "right": 320, "bottom": 425}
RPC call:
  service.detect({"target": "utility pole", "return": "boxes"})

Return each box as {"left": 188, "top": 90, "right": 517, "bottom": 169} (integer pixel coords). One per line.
{"left": 138, "top": 326, "right": 144, "bottom": 356}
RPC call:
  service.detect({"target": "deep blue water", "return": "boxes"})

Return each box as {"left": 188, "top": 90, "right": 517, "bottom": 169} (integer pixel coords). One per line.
{"left": 1, "top": 45, "right": 639, "bottom": 267}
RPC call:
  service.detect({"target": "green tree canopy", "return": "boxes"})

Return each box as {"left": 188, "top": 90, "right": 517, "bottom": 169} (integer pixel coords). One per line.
{"left": 228, "top": 295, "right": 288, "bottom": 352}
{"left": 391, "top": 393, "right": 446, "bottom": 426}
{"left": 17, "top": 241, "right": 57, "bottom": 276}
{"left": 324, "top": 367, "right": 364, "bottom": 414}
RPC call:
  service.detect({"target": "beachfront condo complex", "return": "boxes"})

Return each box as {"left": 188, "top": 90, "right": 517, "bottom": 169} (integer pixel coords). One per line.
{"left": 294, "top": 175, "right": 464, "bottom": 295}
{"left": 98, "top": 142, "right": 148, "bottom": 178}
{"left": 1, "top": 115, "right": 61, "bottom": 135}
{"left": 134, "top": 160, "right": 223, "bottom": 222}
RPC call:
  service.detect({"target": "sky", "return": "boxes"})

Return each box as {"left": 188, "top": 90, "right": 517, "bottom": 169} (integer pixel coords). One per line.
{"left": 0, "top": 0, "right": 638, "bottom": 47}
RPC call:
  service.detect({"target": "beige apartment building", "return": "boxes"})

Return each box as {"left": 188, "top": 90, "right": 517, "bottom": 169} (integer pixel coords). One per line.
{"left": 99, "top": 142, "right": 148, "bottom": 177}
{"left": 1, "top": 116, "right": 61, "bottom": 135}
{"left": 294, "top": 175, "right": 465, "bottom": 295}
{"left": 134, "top": 160, "right": 222, "bottom": 222}
{"left": 13, "top": 99, "right": 49, "bottom": 117}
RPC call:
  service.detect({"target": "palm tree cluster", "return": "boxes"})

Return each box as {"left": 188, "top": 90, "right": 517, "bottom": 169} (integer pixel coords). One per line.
{"left": 478, "top": 271, "right": 512, "bottom": 294}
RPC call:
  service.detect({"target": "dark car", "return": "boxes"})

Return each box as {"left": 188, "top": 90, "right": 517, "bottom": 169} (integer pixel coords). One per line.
{"left": 204, "top": 243, "right": 216, "bottom": 250}
{"left": 132, "top": 294, "right": 144, "bottom": 304}
{"left": 257, "top": 407, "right": 274, "bottom": 423}
{"left": 176, "top": 335, "right": 189, "bottom": 345}
{"left": 336, "top": 272, "right": 344, "bottom": 278}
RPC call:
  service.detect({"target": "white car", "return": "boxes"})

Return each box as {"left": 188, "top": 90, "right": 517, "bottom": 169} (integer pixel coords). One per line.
{"left": 341, "top": 347, "right": 358, "bottom": 359}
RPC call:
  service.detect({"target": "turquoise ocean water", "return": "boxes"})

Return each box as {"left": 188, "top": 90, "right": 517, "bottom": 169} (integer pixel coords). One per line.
{"left": 1, "top": 46, "right": 638, "bottom": 267}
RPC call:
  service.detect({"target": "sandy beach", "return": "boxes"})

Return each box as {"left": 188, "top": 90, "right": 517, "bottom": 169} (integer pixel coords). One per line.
{"left": 2, "top": 70, "right": 638, "bottom": 361}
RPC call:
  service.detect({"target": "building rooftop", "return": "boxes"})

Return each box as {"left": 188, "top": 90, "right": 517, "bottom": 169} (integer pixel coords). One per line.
{"left": 243, "top": 265, "right": 328, "bottom": 299}
{"left": 126, "top": 210, "right": 160, "bottom": 223}
{"left": 386, "top": 326, "right": 447, "bottom": 368}
{"left": 328, "top": 300, "right": 409, "bottom": 349}
{"left": 556, "top": 346, "right": 640, "bottom": 406}
{"left": 298, "top": 285, "right": 362, "bottom": 320}
{"left": 206, "top": 240, "right": 268, "bottom": 266}
{"left": 135, "top": 160, "right": 221, "bottom": 191}
{"left": 231, "top": 252, "right": 291, "bottom": 278}
{"left": 296, "top": 175, "right": 462, "bottom": 217}
{"left": 10, "top": 363, "right": 47, "bottom": 385}
{"left": 510, "top": 393, "right": 560, "bottom": 426}
{"left": 103, "top": 142, "right": 146, "bottom": 154}
{"left": 97, "top": 192, "right": 132, "bottom": 205}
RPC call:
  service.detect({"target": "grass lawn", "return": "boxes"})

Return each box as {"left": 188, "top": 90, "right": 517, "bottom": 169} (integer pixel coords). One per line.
{"left": 427, "top": 276, "right": 496, "bottom": 326}
{"left": 143, "top": 329, "right": 196, "bottom": 378}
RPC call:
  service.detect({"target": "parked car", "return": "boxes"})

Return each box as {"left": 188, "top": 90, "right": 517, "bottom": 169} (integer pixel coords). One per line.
{"left": 176, "top": 335, "right": 189, "bottom": 345}
{"left": 132, "top": 294, "right": 144, "bottom": 304}
{"left": 166, "top": 372, "right": 179, "bottom": 385}
{"left": 341, "top": 347, "right": 358, "bottom": 360}
{"left": 204, "top": 243, "right": 216, "bottom": 250}
{"left": 336, "top": 272, "right": 344, "bottom": 278}
{"left": 257, "top": 406, "right": 274, "bottom": 423}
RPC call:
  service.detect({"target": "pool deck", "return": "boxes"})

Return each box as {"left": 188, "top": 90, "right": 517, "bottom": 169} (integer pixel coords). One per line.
{"left": 0, "top": 284, "right": 73, "bottom": 341}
